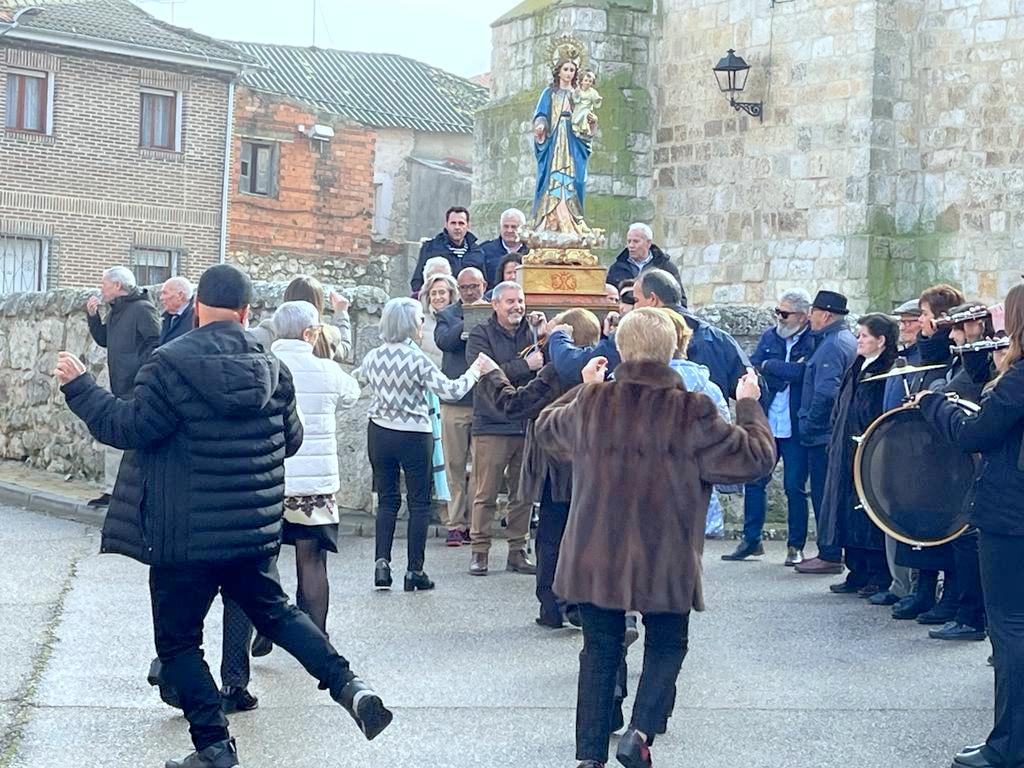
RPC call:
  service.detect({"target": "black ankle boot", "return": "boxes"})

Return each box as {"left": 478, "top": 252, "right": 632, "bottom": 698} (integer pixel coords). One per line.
{"left": 164, "top": 738, "right": 239, "bottom": 768}
{"left": 374, "top": 559, "right": 392, "bottom": 590}
{"left": 333, "top": 677, "right": 393, "bottom": 740}
{"left": 893, "top": 571, "right": 938, "bottom": 619}
{"left": 147, "top": 657, "right": 181, "bottom": 710}
{"left": 615, "top": 728, "right": 653, "bottom": 768}
{"left": 403, "top": 570, "right": 435, "bottom": 592}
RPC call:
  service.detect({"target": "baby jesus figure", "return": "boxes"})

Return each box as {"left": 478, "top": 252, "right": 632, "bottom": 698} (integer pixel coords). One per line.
{"left": 571, "top": 69, "right": 602, "bottom": 139}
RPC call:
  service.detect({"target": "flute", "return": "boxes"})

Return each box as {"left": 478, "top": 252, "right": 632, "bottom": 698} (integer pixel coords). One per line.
{"left": 934, "top": 305, "right": 990, "bottom": 328}
{"left": 950, "top": 337, "right": 1010, "bottom": 354}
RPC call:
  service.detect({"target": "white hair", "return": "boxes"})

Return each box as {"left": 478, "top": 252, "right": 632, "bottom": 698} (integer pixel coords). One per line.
{"left": 627, "top": 222, "right": 653, "bottom": 241}
{"left": 380, "top": 297, "right": 424, "bottom": 343}
{"left": 273, "top": 300, "right": 320, "bottom": 341}
{"left": 163, "top": 276, "right": 194, "bottom": 299}
{"left": 500, "top": 208, "right": 526, "bottom": 225}
{"left": 423, "top": 257, "right": 453, "bottom": 279}
{"left": 104, "top": 267, "right": 137, "bottom": 290}
{"left": 491, "top": 280, "right": 524, "bottom": 303}
{"left": 778, "top": 288, "right": 812, "bottom": 314}
{"left": 420, "top": 273, "right": 459, "bottom": 317}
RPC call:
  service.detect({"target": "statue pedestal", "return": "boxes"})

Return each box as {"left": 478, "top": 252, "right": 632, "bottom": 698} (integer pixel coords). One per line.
{"left": 516, "top": 263, "right": 606, "bottom": 300}
{"left": 461, "top": 262, "right": 616, "bottom": 338}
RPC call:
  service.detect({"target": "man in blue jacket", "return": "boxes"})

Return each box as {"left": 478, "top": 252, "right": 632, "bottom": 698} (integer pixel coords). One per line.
{"left": 794, "top": 290, "right": 857, "bottom": 575}
{"left": 467, "top": 208, "right": 530, "bottom": 287}
{"left": 723, "top": 289, "right": 817, "bottom": 565}
{"left": 158, "top": 277, "right": 196, "bottom": 345}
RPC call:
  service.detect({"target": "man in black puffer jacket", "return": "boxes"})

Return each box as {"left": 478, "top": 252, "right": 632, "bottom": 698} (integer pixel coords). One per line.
{"left": 55, "top": 265, "right": 391, "bottom": 768}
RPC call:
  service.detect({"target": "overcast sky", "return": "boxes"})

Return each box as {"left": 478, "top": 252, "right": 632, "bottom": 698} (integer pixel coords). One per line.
{"left": 133, "top": 0, "right": 510, "bottom": 78}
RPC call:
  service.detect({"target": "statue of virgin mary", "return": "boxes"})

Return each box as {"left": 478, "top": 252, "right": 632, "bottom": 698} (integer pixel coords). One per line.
{"left": 531, "top": 35, "right": 595, "bottom": 236}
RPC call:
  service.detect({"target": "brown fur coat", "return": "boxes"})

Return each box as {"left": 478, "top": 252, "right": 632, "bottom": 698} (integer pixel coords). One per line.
{"left": 535, "top": 360, "right": 776, "bottom": 614}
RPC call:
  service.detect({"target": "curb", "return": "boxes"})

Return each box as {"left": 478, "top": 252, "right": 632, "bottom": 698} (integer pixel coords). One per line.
{"left": 0, "top": 480, "right": 107, "bottom": 528}
{"left": 0, "top": 479, "right": 451, "bottom": 540}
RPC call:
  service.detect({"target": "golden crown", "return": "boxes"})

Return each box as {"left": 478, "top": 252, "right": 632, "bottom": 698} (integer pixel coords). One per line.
{"left": 548, "top": 33, "right": 588, "bottom": 72}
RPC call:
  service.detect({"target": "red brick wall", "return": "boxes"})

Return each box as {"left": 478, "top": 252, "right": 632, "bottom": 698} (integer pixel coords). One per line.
{"left": 229, "top": 88, "right": 376, "bottom": 269}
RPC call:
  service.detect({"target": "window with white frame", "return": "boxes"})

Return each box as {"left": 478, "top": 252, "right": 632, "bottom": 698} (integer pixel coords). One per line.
{"left": 139, "top": 89, "right": 181, "bottom": 151}
{"left": 0, "top": 236, "right": 47, "bottom": 295}
{"left": 4, "top": 69, "right": 54, "bottom": 134}
{"left": 130, "top": 247, "right": 177, "bottom": 286}
{"left": 239, "top": 141, "right": 278, "bottom": 196}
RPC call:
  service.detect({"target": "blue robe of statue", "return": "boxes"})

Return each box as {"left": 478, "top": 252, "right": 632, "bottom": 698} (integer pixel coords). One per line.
{"left": 532, "top": 86, "right": 591, "bottom": 229}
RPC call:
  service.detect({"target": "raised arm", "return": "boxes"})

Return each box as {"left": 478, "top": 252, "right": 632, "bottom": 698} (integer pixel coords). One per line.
{"left": 920, "top": 372, "right": 1024, "bottom": 454}
{"left": 61, "top": 360, "right": 178, "bottom": 450}
{"left": 478, "top": 364, "right": 562, "bottom": 422}
{"left": 418, "top": 350, "right": 480, "bottom": 402}
{"left": 695, "top": 398, "right": 776, "bottom": 486}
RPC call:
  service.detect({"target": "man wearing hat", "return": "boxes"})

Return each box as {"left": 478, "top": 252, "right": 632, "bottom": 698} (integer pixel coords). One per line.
{"left": 794, "top": 290, "right": 857, "bottom": 575}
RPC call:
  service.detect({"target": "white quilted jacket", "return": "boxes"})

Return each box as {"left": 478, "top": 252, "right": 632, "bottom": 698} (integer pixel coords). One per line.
{"left": 271, "top": 339, "right": 360, "bottom": 497}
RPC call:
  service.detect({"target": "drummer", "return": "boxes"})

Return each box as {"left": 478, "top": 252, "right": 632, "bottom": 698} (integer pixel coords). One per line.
{"left": 917, "top": 283, "right": 1024, "bottom": 768}
{"left": 817, "top": 313, "right": 899, "bottom": 597}
{"left": 871, "top": 300, "right": 925, "bottom": 609}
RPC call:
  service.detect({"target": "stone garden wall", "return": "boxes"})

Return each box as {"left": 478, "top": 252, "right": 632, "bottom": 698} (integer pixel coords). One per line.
{"left": 0, "top": 283, "right": 387, "bottom": 513}
{"left": 0, "top": 287, "right": 789, "bottom": 529}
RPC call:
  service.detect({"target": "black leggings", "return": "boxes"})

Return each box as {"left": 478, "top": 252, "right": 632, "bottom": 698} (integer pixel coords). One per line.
{"left": 368, "top": 421, "right": 432, "bottom": 572}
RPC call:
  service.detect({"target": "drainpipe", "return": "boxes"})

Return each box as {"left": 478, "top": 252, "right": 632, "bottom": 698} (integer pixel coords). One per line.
{"left": 218, "top": 76, "right": 238, "bottom": 264}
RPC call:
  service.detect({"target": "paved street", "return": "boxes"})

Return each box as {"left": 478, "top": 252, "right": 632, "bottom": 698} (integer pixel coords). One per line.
{"left": 0, "top": 503, "right": 993, "bottom": 768}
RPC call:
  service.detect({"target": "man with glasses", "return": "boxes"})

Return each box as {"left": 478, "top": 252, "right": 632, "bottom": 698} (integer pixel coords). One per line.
{"left": 434, "top": 267, "right": 488, "bottom": 546}
{"left": 724, "top": 289, "right": 817, "bottom": 565}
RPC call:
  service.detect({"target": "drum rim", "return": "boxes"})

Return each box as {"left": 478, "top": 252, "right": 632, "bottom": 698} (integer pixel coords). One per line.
{"left": 853, "top": 398, "right": 977, "bottom": 548}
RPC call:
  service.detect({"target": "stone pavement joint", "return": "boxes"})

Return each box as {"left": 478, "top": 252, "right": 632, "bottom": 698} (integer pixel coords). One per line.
{"left": 0, "top": 555, "right": 83, "bottom": 768}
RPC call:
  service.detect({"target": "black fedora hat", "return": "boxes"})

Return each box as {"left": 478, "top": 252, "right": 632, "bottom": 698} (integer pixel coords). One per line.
{"left": 812, "top": 289, "right": 849, "bottom": 315}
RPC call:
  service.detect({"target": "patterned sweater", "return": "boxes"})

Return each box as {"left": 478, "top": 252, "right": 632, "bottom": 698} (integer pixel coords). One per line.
{"left": 354, "top": 341, "right": 479, "bottom": 433}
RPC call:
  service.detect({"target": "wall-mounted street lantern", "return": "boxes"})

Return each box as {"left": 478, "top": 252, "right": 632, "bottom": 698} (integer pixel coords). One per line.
{"left": 712, "top": 49, "right": 763, "bottom": 122}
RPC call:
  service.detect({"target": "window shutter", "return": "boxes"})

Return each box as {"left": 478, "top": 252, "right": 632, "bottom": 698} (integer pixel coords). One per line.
{"left": 239, "top": 142, "right": 253, "bottom": 193}
{"left": 254, "top": 145, "right": 271, "bottom": 194}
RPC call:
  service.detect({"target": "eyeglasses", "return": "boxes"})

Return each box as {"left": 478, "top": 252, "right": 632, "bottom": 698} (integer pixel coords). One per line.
{"left": 458, "top": 283, "right": 482, "bottom": 291}
{"left": 774, "top": 308, "right": 801, "bottom": 319}
{"left": 898, "top": 318, "right": 919, "bottom": 326}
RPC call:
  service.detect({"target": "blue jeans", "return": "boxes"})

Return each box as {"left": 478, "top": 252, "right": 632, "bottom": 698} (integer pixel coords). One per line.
{"left": 743, "top": 437, "right": 810, "bottom": 549}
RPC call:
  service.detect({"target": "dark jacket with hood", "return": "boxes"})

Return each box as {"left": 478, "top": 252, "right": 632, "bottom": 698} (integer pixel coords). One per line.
{"left": 87, "top": 288, "right": 162, "bottom": 398}
{"left": 605, "top": 243, "right": 681, "bottom": 290}
{"left": 798, "top": 318, "right": 857, "bottom": 446}
{"left": 921, "top": 359, "right": 1024, "bottom": 536}
{"left": 61, "top": 321, "right": 303, "bottom": 566}
{"left": 410, "top": 230, "right": 483, "bottom": 293}
{"left": 465, "top": 313, "right": 537, "bottom": 436}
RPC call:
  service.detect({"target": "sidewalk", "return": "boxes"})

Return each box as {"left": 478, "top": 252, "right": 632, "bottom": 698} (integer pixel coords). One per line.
{"left": 0, "top": 460, "right": 450, "bottom": 539}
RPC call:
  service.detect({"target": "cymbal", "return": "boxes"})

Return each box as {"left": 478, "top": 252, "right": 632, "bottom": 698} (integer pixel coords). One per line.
{"left": 862, "top": 362, "right": 946, "bottom": 382}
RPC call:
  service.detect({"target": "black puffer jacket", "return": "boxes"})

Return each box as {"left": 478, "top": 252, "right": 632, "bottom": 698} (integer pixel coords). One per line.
{"left": 87, "top": 288, "right": 161, "bottom": 398}
{"left": 62, "top": 321, "right": 303, "bottom": 565}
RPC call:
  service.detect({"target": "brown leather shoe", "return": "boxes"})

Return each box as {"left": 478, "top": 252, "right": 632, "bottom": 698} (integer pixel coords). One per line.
{"left": 794, "top": 557, "right": 844, "bottom": 575}
{"left": 506, "top": 549, "right": 537, "bottom": 575}
{"left": 469, "top": 552, "right": 488, "bottom": 576}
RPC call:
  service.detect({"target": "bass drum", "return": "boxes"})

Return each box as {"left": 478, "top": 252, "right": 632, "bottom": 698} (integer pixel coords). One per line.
{"left": 854, "top": 397, "right": 980, "bottom": 547}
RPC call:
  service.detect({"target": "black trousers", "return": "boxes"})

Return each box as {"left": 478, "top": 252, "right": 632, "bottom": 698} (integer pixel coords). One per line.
{"left": 150, "top": 556, "right": 353, "bottom": 751}
{"left": 953, "top": 529, "right": 986, "bottom": 630}
{"left": 536, "top": 477, "right": 570, "bottom": 621}
{"left": 368, "top": 421, "right": 432, "bottom": 572}
{"left": 576, "top": 604, "right": 689, "bottom": 763}
{"left": 978, "top": 531, "right": 1024, "bottom": 767}
{"left": 844, "top": 546, "right": 891, "bottom": 589}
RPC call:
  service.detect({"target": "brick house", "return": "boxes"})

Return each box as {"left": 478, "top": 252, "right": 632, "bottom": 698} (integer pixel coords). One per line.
{"left": 0, "top": 0, "right": 250, "bottom": 293}
{"left": 226, "top": 43, "right": 488, "bottom": 288}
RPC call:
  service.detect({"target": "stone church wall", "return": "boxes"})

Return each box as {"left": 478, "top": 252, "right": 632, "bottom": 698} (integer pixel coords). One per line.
{"left": 652, "top": 0, "right": 1024, "bottom": 310}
